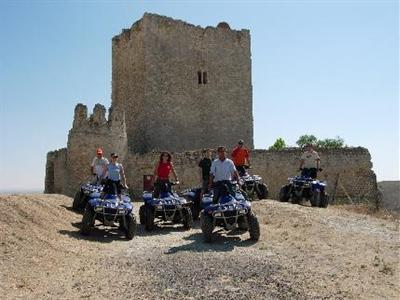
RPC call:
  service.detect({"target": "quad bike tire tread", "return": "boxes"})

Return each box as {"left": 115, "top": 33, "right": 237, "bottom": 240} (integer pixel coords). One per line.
{"left": 139, "top": 205, "right": 146, "bottom": 225}
{"left": 319, "top": 192, "right": 329, "bottom": 208}
{"left": 81, "top": 203, "right": 95, "bottom": 235}
{"left": 200, "top": 211, "right": 214, "bottom": 243}
{"left": 279, "top": 185, "right": 290, "bottom": 202}
{"left": 182, "top": 207, "right": 193, "bottom": 230}
{"left": 144, "top": 206, "right": 155, "bottom": 231}
{"left": 247, "top": 211, "right": 260, "bottom": 241}
{"left": 310, "top": 190, "right": 321, "bottom": 207}
{"left": 73, "top": 191, "right": 83, "bottom": 211}
{"left": 125, "top": 214, "right": 137, "bottom": 240}
{"left": 256, "top": 183, "right": 269, "bottom": 200}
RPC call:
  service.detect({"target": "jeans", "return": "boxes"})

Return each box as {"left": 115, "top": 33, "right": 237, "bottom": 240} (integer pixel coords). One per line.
{"left": 212, "top": 180, "right": 234, "bottom": 204}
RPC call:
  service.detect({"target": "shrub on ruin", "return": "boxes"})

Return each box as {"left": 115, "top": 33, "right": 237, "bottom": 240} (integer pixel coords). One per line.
{"left": 269, "top": 138, "right": 286, "bottom": 150}
{"left": 296, "top": 134, "right": 318, "bottom": 148}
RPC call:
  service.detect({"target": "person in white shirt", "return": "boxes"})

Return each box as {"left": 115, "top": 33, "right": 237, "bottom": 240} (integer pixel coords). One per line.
{"left": 90, "top": 148, "right": 109, "bottom": 184}
{"left": 299, "top": 143, "right": 321, "bottom": 179}
{"left": 208, "top": 146, "right": 240, "bottom": 204}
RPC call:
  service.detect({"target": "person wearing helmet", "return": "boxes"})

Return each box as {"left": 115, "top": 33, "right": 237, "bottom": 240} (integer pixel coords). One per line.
{"left": 231, "top": 139, "right": 251, "bottom": 177}
{"left": 90, "top": 148, "right": 109, "bottom": 184}
{"left": 299, "top": 143, "right": 321, "bottom": 179}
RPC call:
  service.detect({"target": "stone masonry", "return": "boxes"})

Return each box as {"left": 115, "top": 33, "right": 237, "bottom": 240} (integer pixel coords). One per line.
{"left": 112, "top": 13, "right": 253, "bottom": 153}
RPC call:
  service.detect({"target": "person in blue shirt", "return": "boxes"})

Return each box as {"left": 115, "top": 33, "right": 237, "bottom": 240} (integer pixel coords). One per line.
{"left": 104, "top": 153, "right": 128, "bottom": 196}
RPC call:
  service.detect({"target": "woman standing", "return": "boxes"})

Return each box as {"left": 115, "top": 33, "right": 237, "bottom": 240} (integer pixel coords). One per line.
{"left": 153, "top": 151, "right": 179, "bottom": 197}
{"left": 105, "top": 152, "right": 128, "bottom": 196}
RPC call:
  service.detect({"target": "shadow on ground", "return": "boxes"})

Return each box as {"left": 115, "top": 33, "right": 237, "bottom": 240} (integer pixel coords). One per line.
{"left": 165, "top": 229, "right": 257, "bottom": 254}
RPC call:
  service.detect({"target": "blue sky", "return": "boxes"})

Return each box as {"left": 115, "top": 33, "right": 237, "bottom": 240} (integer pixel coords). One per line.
{"left": 0, "top": 0, "right": 398, "bottom": 191}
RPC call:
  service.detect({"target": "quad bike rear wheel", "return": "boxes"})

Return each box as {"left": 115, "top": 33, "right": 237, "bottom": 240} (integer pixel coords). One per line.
{"left": 310, "top": 190, "right": 321, "bottom": 207}
{"left": 279, "top": 185, "right": 290, "bottom": 202}
{"left": 81, "top": 203, "right": 95, "bottom": 235}
{"left": 256, "top": 183, "right": 269, "bottom": 200}
{"left": 182, "top": 207, "right": 193, "bottom": 230}
{"left": 73, "top": 191, "right": 84, "bottom": 211}
{"left": 247, "top": 211, "right": 260, "bottom": 241}
{"left": 319, "top": 192, "right": 329, "bottom": 208}
{"left": 139, "top": 205, "right": 146, "bottom": 225}
{"left": 200, "top": 211, "right": 214, "bottom": 243}
{"left": 144, "top": 206, "right": 155, "bottom": 231}
{"left": 125, "top": 213, "right": 137, "bottom": 240}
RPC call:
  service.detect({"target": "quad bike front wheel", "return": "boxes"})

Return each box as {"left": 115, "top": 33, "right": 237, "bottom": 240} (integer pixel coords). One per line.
{"left": 279, "top": 185, "right": 290, "bottom": 202}
{"left": 124, "top": 213, "right": 137, "bottom": 240}
{"left": 256, "top": 183, "right": 269, "bottom": 200}
{"left": 81, "top": 203, "right": 95, "bottom": 235}
{"left": 139, "top": 205, "right": 146, "bottom": 225}
{"left": 144, "top": 206, "right": 155, "bottom": 231}
{"left": 200, "top": 211, "right": 214, "bottom": 243}
{"left": 182, "top": 207, "right": 193, "bottom": 230}
{"left": 247, "top": 211, "right": 260, "bottom": 241}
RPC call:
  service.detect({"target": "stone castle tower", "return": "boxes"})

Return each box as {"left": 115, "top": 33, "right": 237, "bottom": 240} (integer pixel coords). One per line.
{"left": 112, "top": 13, "right": 253, "bottom": 153}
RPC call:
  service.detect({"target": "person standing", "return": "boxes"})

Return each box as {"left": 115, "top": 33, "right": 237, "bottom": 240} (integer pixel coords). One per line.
{"left": 90, "top": 148, "right": 108, "bottom": 184}
{"left": 198, "top": 149, "right": 212, "bottom": 195}
{"left": 299, "top": 143, "right": 321, "bottom": 179}
{"left": 153, "top": 151, "right": 179, "bottom": 198}
{"left": 209, "top": 146, "right": 240, "bottom": 204}
{"left": 105, "top": 153, "right": 128, "bottom": 196}
{"left": 231, "top": 139, "right": 251, "bottom": 176}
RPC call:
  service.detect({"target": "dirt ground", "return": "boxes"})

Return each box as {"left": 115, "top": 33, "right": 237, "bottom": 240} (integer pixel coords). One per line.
{"left": 0, "top": 194, "right": 398, "bottom": 299}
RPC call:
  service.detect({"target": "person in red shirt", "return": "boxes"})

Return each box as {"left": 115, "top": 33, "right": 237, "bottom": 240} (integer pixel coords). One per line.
{"left": 153, "top": 151, "right": 179, "bottom": 197}
{"left": 231, "top": 139, "right": 251, "bottom": 176}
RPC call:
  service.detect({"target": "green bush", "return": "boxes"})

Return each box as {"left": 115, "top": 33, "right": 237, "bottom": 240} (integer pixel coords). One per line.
{"left": 296, "top": 134, "right": 318, "bottom": 148}
{"left": 269, "top": 138, "right": 286, "bottom": 150}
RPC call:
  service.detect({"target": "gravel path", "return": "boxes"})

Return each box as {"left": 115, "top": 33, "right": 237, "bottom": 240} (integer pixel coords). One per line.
{"left": 0, "top": 194, "right": 398, "bottom": 299}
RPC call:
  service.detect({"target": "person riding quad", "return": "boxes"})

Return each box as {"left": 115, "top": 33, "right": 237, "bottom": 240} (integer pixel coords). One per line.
{"left": 231, "top": 140, "right": 251, "bottom": 177}
{"left": 299, "top": 143, "right": 321, "bottom": 179}
{"left": 153, "top": 151, "right": 179, "bottom": 198}
{"left": 198, "top": 148, "right": 212, "bottom": 196}
{"left": 209, "top": 146, "right": 240, "bottom": 204}
{"left": 90, "top": 148, "right": 108, "bottom": 184}
{"left": 104, "top": 153, "right": 128, "bottom": 197}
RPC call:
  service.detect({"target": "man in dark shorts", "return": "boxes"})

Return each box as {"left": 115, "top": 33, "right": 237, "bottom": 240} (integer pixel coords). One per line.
{"left": 198, "top": 149, "right": 212, "bottom": 195}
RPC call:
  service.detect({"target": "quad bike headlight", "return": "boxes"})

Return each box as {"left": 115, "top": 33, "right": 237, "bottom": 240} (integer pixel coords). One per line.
{"left": 118, "top": 208, "right": 125, "bottom": 214}
{"left": 239, "top": 208, "right": 247, "bottom": 214}
{"left": 156, "top": 204, "right": 163, "bottom": 210}
{"left": 94, "top": 206, "right": 103, "bottom": 212}
{"left": 214, "top": 212, "right": 222, "bottom": 217}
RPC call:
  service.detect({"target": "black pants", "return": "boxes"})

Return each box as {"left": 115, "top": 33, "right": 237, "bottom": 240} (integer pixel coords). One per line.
{"left": 212, "top": 181, "right": 234, "bottom": 204}
{"left": 153, "top": 179, "right": 171, "bottom": 198}
{"left": 236, "top": 165, "right": 246, "bottom": 177}
{"left": 104, "top": 179, "right": 122, "bottom": 195}
{"left": 301, "top": 168, "right": 318, "bottom": 179}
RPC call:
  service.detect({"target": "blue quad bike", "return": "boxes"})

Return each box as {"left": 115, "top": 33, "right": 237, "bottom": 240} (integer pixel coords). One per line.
{"left": 239, "top": 166, "right": 269, "bottom": 201}
{"left": 139, "top": 182, "right": 193, "bottom": 231}
{"left": 279, "top": 173, "right": 329, "bottom": 208}
{"left": 200, "top": 183, "right": 260, "bottom": 243}
{"left": 73, "top": 180, "right": 103, "bottom": 211}
{"left": 80, "top": 191, "right": 137, "bottom": 240}
{"left": 180, "top": 186, "right": 202, "bottom": 220}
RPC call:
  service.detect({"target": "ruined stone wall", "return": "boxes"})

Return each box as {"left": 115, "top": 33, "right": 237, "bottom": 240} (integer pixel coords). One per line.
{"left": 111, "top": 13, "right": 253, "bottom": 153}
{"left": 44, "top": 148, "right": 68, "bottom": 194}
{"left": 123, "top": 148, "right": 378, "bottom": 201}
{"left": 64, "top": 103, "right": 128, "bottom": 196}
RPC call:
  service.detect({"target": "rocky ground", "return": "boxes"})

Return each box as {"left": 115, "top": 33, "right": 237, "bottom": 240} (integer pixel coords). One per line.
{"left": 0, "top": 194, "right": 398, "bottom": 299}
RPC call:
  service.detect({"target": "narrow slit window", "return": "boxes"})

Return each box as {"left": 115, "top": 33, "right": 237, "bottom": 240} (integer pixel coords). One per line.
{"left": 202, "top": 72, "right": 207, "bottom": 84}
{"left": 197, "top": 71, "right": 202, "bottom": 84}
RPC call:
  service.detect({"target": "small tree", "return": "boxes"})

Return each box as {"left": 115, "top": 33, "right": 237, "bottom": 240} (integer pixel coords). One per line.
{"left": 316, "top": 136, "right": 345, "bottom": 149}
{"left": 269, "top": 138, "right": 286, "bottom": 150}
{"left": 296, "top": 134, "right": 318, "bottom": 148}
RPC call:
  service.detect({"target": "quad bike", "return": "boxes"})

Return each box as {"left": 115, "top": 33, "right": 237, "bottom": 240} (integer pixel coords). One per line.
{"left": 80, "top": 189, "right": 136, "bottom": 240}
{"left": 200, "top": 182, "right": 260, "bottom": 243}
{"left": 139, "top": 181, "right": 193, "bottom": 231}
{"left": 279, "top": 169, "right": 329, "bottom": 208}
{"left": 73, "top": 179, "right": 103, "bottom": 211}
{"left": 239, "top": 166, "right": 269, "bottom": 200}
{"left": 180, "top": 186, "right": 202, "bottom": 220}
